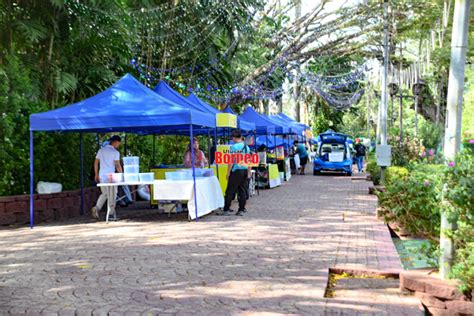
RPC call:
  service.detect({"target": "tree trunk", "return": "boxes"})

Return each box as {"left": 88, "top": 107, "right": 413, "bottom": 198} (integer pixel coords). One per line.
{"left": 293, "top": 82, "right": 301, "bottom": 122}
{"left": 292, "top": 0, "right": 302, "bottom": 122}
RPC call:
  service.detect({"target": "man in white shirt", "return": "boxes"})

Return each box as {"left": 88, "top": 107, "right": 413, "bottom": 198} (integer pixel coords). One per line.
{"left": 91, "top": 135, "right": 123, "bottom": 220}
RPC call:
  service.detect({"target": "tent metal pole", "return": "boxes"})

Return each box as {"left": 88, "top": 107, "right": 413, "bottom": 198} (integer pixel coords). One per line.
{"left": 254, "top": 130, "right": 259, "bottom": 196}
{"left": 124, "top": 134, "right": 127, "bottom": 155}
{"left": 190, "top": 124, "right": 198, "bottom": 222}
{"left": 253, "top": 130, "right": 257, "bottom": 152}
{"left": 80, "top": 133, "right": 84, "bottom": 215}
{"left": 207, "top": 128, "right": 211, "bottom": 167}
{"left": 152, "top": 134, "right": 156, "bottom": 167}
{"left": 214, "top": 128, "right": 219, "bottom": 180}
{"left": 29, "top": 130, "right": 34, "bottom": 229}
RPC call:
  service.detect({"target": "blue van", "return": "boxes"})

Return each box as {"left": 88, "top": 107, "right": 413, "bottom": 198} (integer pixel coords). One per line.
{"left": 313, "top": 130, "right": 353, "bottom": 176}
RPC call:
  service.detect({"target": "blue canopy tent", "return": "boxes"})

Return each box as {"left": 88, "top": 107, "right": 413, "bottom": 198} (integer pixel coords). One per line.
{"left": 240, "top": 107, "right": 276, "bottom": 136}
{"left": 270, "top": 114, "right": 304, "bottom": 135}
{"left": 153, "top": 81, "right": 205, "bottom": 113}
{"left": 256, "top": 136, "right": 289, "bottom": 149}
{"left": 187, "top": 94, "right": 256, "bottom": 132}
{"left": 222, "top": 106, "right": 236, "bottom": 114}
{"left": 269, "top": 114, "right": 305, "bottom": 144}
{"left": 29, "top": 73, "right": 216, "bottom": 227}
{"left": 274, "top": 113, "right": 310, "bottom": 142}
{"left": 241, "top": 107, "right": 296, "bottom": 154}
{"left": 276, "top": 113, "right": 310, "bottom": 130}
{"left": 261, "top": 114, "right": 291, "bottom": 135}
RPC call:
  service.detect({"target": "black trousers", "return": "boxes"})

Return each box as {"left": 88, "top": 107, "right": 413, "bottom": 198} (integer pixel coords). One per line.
{"left": 224, "top": 169, "right": 248, "bottom": 212}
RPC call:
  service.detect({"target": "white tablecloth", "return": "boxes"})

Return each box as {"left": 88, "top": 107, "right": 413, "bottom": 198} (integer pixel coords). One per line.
{"left": 153, "top": 176, "right": 224, "bottom": 220}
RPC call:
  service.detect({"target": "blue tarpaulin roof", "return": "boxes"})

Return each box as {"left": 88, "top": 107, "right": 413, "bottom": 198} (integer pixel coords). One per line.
{"left": 262, "top": 114, "right": 291, "bottom": 134}
{"left": 153, "top": 81, "right": 205, "bottom": 113}
{"left": 187, "top": 94, "right": 256, "bottom": 132}
{"left": 240, "top": 107, "right": 278, "bottom": 135}
{"left": 256, "top": 136, "right": 289, "bottom": 149}
{"left": 186, "top": 93, "right": 220, "bottom": 114}
{"left": 222, "top": 106, "right": 236, "bottom": 114}
{"left": 29, "top": 74, "right": 216, "bottom": 133}
{"left": 270, "top": 114, "right": 305, "bottom": 135}
{"left": 276, "top": 113, "right": 310, "bottom": 130}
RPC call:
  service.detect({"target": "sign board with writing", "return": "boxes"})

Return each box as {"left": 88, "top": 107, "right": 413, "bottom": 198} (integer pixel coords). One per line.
{"left": 376, "top": 145, "right": 392, "bottom": 167}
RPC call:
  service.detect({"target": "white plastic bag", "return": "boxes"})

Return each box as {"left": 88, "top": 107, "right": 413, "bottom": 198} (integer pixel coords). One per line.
{"left": 294, "top": 154, "right": 301, "bottom": 169}
{"left": 37, "top": 181, "right": 62, "bottom": 194}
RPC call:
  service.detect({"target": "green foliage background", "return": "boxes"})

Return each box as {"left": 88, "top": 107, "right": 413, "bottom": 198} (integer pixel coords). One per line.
{"left": 0, "top": 0, "right": 261, "bottom": 195}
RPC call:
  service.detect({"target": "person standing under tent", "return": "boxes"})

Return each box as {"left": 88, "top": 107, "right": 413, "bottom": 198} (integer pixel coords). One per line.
{"left": 354, "top": 138, "right": 366, "bottom": 173}
{"left": 99, "top": 139, "right": 132, "bottom": 207}
{"left": 184, "top": 137, "right": 208, "bottom": 168}
{"left": 91, "top": 135, "right": 123, "bottom": 220}
{"left": 294, "top": 140, "right": 308, "bottom": 175}
{"left": 221, "top": 129, "right": 251, "bottom": 216}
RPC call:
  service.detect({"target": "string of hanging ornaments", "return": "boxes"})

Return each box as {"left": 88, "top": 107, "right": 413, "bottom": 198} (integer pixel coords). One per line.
{"left": 131, "top": 4, "right": 254, "bottom": 78}
{"left": 128, "top": 0, "right": 366, "bottom": 108}
{"left": 132, "top": 51, "right": 367, "bottom": 108}
{"left": 131, "top": 1, "right": 254, "bottom": 77}
{"left": 295, "top": 66, "right": 367, "bottom": 111}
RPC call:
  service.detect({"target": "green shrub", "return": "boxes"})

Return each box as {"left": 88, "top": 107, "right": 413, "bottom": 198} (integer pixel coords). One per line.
{"left": 443, "top": 151, "right": 474, "bottom": 293}
{"left": 390, "top": 137, "right": 425, "bottom": 167}
{"left": 419, "top": 122, "right": 443, "bottom": 150}
{"left": 450, "top": 223, "right": 474, "bottom": 294}
{"left": 378, "top": 163, "right": 443, "bottom": 238}
{"left": 409, "top": 163, "right": 446, "bottom": 177}
{"left": 366, "top": 160, "right": 381, "bottom": 185}
{"left": 384, "top": 166, "right": 409, "bottom": 185}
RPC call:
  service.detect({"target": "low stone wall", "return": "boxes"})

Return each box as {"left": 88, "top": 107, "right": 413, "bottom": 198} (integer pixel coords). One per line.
{"left": 400, "top": 270, "right": 474, "bottom": 315}
{"left": 0, "top": 187, "right": 101, "bottom": 226}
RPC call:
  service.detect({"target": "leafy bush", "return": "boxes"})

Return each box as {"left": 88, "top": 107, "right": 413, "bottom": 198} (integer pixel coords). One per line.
{"left": 390, "top": 137, "right": 425, "bottom": 167}
{"left": 384, "top": 166, "right": 409, "bottom": 185}
{"left": 450, "top": 223, "right": 474, "bottom": 294}
{"left": 378, "top": 163, "right": 444, "bottom": 238}
{"left": 366, "top": 159, "right": 381, "bottom": 185}
{"left": 419, "top": 122, "right": 443, "bottom": 150}
{"left": 443, "top": 152, "right": 474, "bottom": 293}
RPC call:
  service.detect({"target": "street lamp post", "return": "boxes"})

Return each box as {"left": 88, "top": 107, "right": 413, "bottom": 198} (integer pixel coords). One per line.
{"left": 380, "top": 0, "right": 389, "bottom": 146}
{"left": 399, "top": 43, "right": 404, "bottom": 145}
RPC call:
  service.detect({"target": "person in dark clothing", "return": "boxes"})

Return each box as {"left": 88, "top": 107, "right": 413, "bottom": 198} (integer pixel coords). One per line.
{"left": 221, "top": 129, "right": 251, "bottom": 216}
{"left": 354, "top": 138, "right": 366, "bottom": 173}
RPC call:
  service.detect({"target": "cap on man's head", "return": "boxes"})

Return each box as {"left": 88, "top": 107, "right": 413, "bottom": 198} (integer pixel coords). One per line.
{"left": 109, "top": 135, "right": 122, "bottom": 143}
{"left": 231, "top": 129, "right": 242, "bottom": 139}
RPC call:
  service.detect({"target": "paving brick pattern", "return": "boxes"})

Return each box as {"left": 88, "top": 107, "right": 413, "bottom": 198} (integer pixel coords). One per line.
{"left": 0, "top": 174, "right": 420, "bottom": 315}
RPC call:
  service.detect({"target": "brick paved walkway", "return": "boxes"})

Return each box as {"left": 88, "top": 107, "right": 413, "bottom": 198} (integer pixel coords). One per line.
{"left": 0, "top": 174, "right": 421, "bottom": 315}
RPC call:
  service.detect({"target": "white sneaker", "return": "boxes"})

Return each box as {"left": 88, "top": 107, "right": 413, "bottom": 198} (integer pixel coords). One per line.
{"left": 91, "top": 206, "right": 99, "bottom": 220}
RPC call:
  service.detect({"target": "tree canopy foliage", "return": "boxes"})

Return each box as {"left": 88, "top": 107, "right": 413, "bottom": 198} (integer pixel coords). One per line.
{"left": 0, "top": 0, "right": 473, "bottom": 195}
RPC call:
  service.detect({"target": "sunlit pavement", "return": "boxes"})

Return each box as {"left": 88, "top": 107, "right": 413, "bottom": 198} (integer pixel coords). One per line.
{"left": 0, "top": 173, "right": 421, "bottom": 315}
